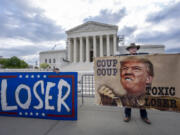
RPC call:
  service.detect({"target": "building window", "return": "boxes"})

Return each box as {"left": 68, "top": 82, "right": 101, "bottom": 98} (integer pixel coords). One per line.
{"left": 53, "top": 58, "right": 56, "bottom": 63}
{"left": 45, "top": 59, "right": 47, "bottom": 63}
{"left": 49, "top": 59, "right": 51, "bottom": 63}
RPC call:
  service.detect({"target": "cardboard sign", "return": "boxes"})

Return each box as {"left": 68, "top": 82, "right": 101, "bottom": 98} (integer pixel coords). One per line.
{"left": 94, "top": 54, "right": 180, "bottom": 112}
{"left": 0, "top": 72, "right": 77, "bottom": 120}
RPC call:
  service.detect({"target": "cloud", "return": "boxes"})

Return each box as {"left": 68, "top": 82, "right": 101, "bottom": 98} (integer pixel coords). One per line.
{"left": 134, "top": 1, "right": 180, "bottom": 51}
{"left": 83, "top": 8, "right": 126, "bottom": 24}
{"left": 136, "top": 27, "right": 180, "bottom": 43}
{"left": 166, "top": 47, "right": 180, "bottom": 53}
{"left": 118, "top": 26, "right": 137, "bottom": 36}
{"left": 0, "top": 0, "right": 65, "bottom": 42}
{"left": 146, "top": 2, "right": 180, "bottom": 23}
{"left": 0, "top": 45, "right": 49, "bottom": 58}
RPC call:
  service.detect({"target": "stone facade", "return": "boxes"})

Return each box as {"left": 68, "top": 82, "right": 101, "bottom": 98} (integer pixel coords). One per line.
{"left": 39, "top": 50, "right": 67, "bottom": 69}
{"left": 66, "top": 21, "right": 118, "bottom": 63}
{"left": 119, "top": 45, "right": 165, "bottom": 54}
{"left": 39, "top": 21, "right": 165, "bottom": 70}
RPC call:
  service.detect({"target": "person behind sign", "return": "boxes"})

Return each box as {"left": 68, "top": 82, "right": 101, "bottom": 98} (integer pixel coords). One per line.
{"left": 122, "top": 43, "right": 153, "bottom": 124}
{"left": 53, "top": 68, "right": 60, "bottom": 73}
{"left": 97, "top": 43, "right": 153, "bottom": 124}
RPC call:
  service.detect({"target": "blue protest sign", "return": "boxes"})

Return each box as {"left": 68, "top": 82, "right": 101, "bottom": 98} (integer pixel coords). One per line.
{"left": 0, "top": 72, "right": 77, "bottom": 120}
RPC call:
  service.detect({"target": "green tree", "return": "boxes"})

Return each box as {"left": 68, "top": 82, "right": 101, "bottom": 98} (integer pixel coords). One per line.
{"left": 40, "top": 63, "right": 50, "bottom": 69}
{"left": 0, "top": 58, "right": 8, "bottom": 65}
{"left": 0, "top": 56, "right": 28, "bottom": 68}
{"left": 20, "top": 60, "right": 29, "bottom": 68}
{"left": 8, "top": 56, "right": 21, "bottom": 68}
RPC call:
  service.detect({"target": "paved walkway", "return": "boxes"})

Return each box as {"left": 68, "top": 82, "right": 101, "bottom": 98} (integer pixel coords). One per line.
{"left": 0, "top": 98, "right": 180, "bottom": 135}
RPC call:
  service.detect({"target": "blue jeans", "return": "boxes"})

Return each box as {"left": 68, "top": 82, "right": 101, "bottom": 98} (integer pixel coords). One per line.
{"left": 125, "top": 108, "right": 147, "bottom": 118}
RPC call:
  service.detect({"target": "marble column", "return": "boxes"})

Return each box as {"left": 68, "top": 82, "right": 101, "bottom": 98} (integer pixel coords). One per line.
{"left": 93, "top": 36, "right": 96, "bottom": 58}
{"left": 100, "top": 35, "right": 103, "bottom": 57}
{"left": 67, "top": 38, "right": 71, "bottom": 62}
{"left": 106, "top": 35, "right": 110, "bottom": 56}
{"left": 73, "top": 38, "right": 77, "bottom": 63}
{"left": 113, "top": 34, "right": 117, "bottom": 55}
{"left": 80, "top": 37, "right": 83, "bottom": 62}
{"left": 86, "top": 36, "right": 89, "bottom": 62}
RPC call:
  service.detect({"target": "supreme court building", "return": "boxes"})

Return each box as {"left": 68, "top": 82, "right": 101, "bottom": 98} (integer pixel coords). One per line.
{"left": 66, "top": 21, "right": 118, "bottom": 63}
{"left": 39, "top": 21, "right": 164, "bottom": 70}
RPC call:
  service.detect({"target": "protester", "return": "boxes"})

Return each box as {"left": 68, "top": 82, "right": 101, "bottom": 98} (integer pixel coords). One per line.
{"left": 97, "top": 43, "right": 153, "bottom": 124}
{"left": 53, "top": 68, "right": 60, "bottom": 73}
{"left": 123, "top": 43, "right": 152, "bottom": 124}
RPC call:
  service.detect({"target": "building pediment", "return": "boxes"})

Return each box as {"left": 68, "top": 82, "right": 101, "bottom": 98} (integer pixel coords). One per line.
{"left": 66, "top": 21, "right": 118, "bottom": 34}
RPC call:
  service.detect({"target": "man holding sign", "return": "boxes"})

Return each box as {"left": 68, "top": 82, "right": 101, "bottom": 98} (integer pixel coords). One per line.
{"left": 120, "top": 57, "right": 154, "bottom": 124}
{"left": 122, "top": 43, "right": 153, "bottom": 124}
{"left": 97, "top": 43, "right": 153, "bottom": 124}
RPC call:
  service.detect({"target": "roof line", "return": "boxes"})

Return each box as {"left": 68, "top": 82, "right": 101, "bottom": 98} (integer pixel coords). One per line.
{"left": 66, "top": 21, "right": 118, "bottom": 33}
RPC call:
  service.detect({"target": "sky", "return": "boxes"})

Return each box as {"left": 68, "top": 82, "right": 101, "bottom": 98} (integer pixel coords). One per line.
{"left": 0, "top": 0, "right": 180, "bottom": 65}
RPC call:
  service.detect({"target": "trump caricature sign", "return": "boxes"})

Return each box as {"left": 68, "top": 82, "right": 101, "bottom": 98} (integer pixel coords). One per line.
{"left": 94, "top": 54, "right": 180, "bottom": 113}
{"left": 0, "top": 72, "right": 77, "bottom": 120}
